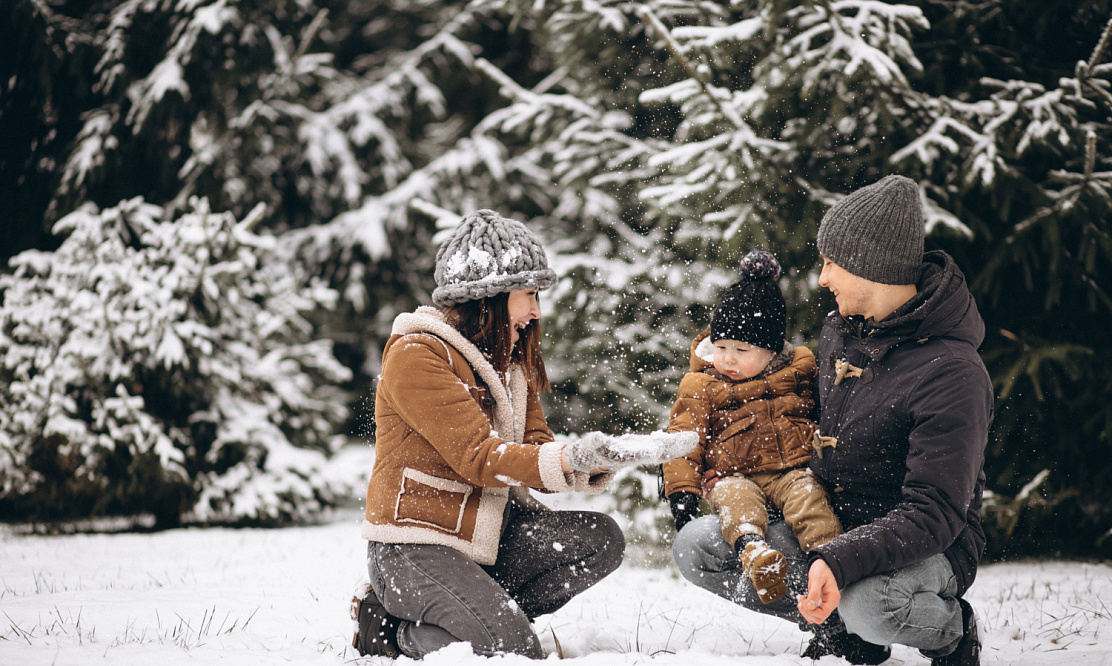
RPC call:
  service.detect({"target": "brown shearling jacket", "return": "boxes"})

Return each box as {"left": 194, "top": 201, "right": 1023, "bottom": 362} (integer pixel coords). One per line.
{"left": 661, "top": 329, "right": 819, "bottom": 498}
{"left": 362, "top": 307, "right": 608, "bottom": 565}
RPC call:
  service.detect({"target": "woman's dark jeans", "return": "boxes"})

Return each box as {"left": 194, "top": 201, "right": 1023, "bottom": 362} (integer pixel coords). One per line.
{"left": 367, "top": 507, "right": 624, "bottom": 659}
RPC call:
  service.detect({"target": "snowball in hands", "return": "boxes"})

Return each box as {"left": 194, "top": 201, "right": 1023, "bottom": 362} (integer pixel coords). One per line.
{"left": 565, "top": 430, "right": 698, "bottom": 472}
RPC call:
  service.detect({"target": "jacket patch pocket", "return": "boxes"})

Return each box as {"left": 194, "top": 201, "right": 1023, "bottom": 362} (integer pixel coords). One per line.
{"left": 395, "top": 468, "right": 472, "bottom": 533}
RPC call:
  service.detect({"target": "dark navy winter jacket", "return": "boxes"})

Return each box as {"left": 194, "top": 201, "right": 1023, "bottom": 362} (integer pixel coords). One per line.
{"left": 810, "top": 251, "right": 992, "bottom": 596}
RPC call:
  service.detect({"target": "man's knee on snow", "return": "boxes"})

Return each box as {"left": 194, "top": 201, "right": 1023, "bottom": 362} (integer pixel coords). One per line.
{"left": 671, "top": 515, "right": 727, "bottom": 580}
{"left": 838, "top": 575, "right": 916, "bottom": 646}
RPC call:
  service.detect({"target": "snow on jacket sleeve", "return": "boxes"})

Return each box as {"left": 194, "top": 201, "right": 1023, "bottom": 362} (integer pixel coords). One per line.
{"left": 662, "top": 372, "right": 712, "bottom": 497}
{"left": 814, "top": 355, "right": 992, "bottom": 590}
{"left": 378, "top": 335, "right": 560, "bottom": 491}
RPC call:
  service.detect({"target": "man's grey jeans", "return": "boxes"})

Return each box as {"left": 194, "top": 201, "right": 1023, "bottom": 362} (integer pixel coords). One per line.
{"left": 672, "top": 514, "right": 966, "bottom": 656}
{"left": 367, "top": 506, "right": 624, "bottom": 659}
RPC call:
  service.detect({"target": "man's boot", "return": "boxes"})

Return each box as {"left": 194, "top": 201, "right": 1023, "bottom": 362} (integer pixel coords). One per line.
{"left": 930, "top": 598, "right": 980, "bottom": 666}
{"left": 802, "top": 630, "right": 891, "bottom": 664}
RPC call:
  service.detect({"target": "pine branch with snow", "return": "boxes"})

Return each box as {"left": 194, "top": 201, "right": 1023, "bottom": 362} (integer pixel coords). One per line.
{"left": 0, "top": 198, "right": 351, "bottom": 526}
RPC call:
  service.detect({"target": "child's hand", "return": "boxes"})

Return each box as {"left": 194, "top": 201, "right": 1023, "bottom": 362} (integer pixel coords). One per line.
{"left": 667, "top": 491, "right": 701, "bottom": 532}
{"left": 701, "top": 468, "right": 721, "bottom": 494}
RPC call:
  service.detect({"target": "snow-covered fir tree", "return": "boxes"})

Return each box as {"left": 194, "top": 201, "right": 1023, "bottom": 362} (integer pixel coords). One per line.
{"left": 544, "top": 0, "right": 1112, "bottom": 555}
{"left": 0, "top": 198, "right": 350, "bottom": 526}
{"left": 891, "top": 7, "right": 1112, "bottom": 555}
{"left": 3, "top": 0, "right": 1110, "bottom": 555}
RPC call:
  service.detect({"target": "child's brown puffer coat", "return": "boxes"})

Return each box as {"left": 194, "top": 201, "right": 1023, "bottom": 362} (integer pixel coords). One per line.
{"left": 661, "top": 328, "right": 819, "bottom": 498}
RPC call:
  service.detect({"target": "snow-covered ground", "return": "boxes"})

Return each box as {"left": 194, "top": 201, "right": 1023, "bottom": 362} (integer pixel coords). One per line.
{"left": 3, "top": 507, "right": 1111, "bottom": 666}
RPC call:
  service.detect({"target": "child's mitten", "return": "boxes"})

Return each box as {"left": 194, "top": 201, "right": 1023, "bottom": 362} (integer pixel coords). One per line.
{"left": 668, "top": 491, "right": 701, "bottom": 532}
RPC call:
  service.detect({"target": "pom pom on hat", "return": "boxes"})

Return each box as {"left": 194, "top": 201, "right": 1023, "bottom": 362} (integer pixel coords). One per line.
{"left": 739, "top": 249, "right": 782, "bottom": 281}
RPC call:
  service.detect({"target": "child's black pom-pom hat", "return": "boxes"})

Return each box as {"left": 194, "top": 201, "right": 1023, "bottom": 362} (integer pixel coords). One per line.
{"left": 710, "top": 250, "right": 787, "bottom": 351}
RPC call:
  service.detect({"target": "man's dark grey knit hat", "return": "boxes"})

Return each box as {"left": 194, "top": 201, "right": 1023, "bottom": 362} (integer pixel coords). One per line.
{"left": 817, "top": 175, "right": 925, "bottom": 285}
{"left": 432, "top": 209, "right": 558, "bottom": 307}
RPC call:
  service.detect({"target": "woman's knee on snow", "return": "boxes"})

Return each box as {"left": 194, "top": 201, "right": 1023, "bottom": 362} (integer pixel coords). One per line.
{"left": 587, "top": 512, "right": 626, "bottom": 574}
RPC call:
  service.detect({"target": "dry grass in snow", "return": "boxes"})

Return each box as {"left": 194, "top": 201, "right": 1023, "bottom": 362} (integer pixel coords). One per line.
{"left": 2, "top": 513, "right": 1111, "bottom": 665}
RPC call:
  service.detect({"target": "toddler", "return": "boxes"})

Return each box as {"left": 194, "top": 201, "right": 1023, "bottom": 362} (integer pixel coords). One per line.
{"left": 661, "top": 250, "right": 842, "bottom": 603}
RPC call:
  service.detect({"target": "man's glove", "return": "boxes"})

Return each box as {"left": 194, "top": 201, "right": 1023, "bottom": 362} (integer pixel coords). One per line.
{"left": 668, "top": 491, "right": 701, "bottom": 532}
{"left": 565, "top": 431, "right": 698, "bottom": 472}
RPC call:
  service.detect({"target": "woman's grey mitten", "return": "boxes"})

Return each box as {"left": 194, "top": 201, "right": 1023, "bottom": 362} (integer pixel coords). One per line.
{"left": 564, "top": 431, "right": 617, "bottom": 472}
{"left": 566, "top": 430, "right": 699, "bottom": 472}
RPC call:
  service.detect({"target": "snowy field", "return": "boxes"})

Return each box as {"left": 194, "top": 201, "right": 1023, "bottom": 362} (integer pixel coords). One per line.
{"left": 3, "top": 509, "right": 1111, "bottom": 666}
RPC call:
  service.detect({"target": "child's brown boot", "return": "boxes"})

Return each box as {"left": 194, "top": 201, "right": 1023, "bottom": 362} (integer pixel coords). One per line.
{"left": 740, "top": 540, "right": 788, "bottom": 604}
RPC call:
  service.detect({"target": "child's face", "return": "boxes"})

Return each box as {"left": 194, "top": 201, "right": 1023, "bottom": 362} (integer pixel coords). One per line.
{"left": 712, "top": 339, "right": 776, "bottom": 382}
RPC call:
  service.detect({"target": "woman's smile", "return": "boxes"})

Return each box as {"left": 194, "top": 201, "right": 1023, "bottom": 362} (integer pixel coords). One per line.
{"left": 507, "top": 289, "right": 541, "bottom": 346}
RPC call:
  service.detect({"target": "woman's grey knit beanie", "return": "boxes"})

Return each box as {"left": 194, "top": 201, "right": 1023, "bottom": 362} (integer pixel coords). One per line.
{"left": 432, "top": 209, "right": 558, "bottom": 307}
{"left": 816, "top": 175, "right": 925, "bottom": 285}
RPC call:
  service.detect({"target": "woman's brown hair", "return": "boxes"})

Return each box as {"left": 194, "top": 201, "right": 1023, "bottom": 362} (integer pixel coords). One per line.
{"left": 444, "top": 292, "right": 550, "bottom": 393}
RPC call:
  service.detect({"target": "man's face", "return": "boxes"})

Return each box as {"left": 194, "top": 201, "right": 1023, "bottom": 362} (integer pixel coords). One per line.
{"left": 818, "top": 255, "right": 875, "bottom": 318}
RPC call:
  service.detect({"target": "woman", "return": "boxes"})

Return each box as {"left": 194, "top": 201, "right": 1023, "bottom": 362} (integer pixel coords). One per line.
{"left": 352, "top": 209, "right": 693, "bottom": 659}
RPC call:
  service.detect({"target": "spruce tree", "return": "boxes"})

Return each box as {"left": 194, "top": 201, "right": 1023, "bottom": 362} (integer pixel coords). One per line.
{"left": 4, "top": 0, "right": 1110, "bottom": 554}
{"left": 0, "top": 198, "right": 350, "bottom": 526}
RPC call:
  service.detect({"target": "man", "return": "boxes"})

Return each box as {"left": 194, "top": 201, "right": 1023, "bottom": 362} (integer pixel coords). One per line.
{"left": 670, "top": 175, "right": 991, "bottom": 665}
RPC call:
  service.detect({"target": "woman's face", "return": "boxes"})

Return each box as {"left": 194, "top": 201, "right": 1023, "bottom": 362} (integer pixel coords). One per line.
{"left": 507, "top": 289, "right": 541, "bottom": 347}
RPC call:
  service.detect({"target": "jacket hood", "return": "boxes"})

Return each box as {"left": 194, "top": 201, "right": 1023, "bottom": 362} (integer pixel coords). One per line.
{"left": 690, "top": 328, "right": 715, "bottom": 372}
{"left": 885, "top": 250, "right": 985, "bottom": 348}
